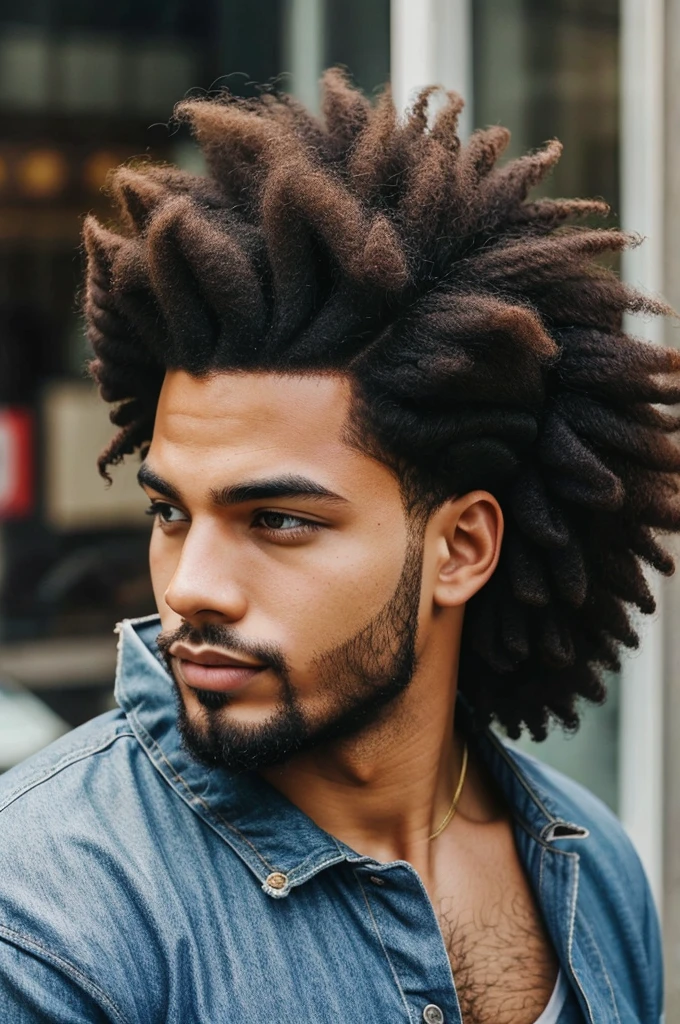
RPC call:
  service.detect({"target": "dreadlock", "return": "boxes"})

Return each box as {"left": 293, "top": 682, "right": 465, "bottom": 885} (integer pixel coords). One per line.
{"left": 83, "top": 68, "right": 680, "bottom": 740}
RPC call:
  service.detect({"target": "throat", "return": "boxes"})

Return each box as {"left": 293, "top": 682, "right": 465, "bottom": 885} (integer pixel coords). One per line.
{"left": 261, "top": 727, "right": 470, "bottom": 867}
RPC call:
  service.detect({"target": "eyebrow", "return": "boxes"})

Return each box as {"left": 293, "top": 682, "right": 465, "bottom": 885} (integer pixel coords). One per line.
{"left": 211, "top": 475, "right": 349, "bottom": 507}
{"left": 137, "top": 464, "right": 182, "bottom": 502}
{"left": 138, "top": 464, "right": 349, "bottom": 508}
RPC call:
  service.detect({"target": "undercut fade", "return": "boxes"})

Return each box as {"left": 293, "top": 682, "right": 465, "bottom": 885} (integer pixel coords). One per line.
{"left": 83, "top": 68, "right": 680, "bottom": 740}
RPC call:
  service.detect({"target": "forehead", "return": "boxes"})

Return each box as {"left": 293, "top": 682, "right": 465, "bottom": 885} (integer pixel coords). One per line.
{"left": 149, "top": 370, "right": 392, "bottom": 495}
{"left": 156, "top": 369, "right": 351, "bottom": 443}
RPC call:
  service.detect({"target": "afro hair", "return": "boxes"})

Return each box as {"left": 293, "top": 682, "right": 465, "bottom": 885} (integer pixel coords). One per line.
{"left": 83, "top": 69, "right": 680, "bottom": 739}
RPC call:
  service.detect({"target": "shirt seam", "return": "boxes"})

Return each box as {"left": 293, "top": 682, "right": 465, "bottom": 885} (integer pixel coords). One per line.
{"left": 579, "top": 910, "right": 622, "bottom": 1024}
{"left": 539, "top": 843, "right": 595, "bottom": 1024}
{"left": 0, "top": 926, "right": 131, "bottom": 1024}
{"left": 352, "top": 869, "right": 414, "bottom": 1023}
{"left": 0, "top": 728, "right": 135, "bottom": 815}
{"left": 487, "top": 732, "right": 568, "bottom": 825}
{"left": 538, "top": 840, "right": 546, "bottom": 897}
{"left": 566, "top": 858, "right": 596, "bottom": 1024}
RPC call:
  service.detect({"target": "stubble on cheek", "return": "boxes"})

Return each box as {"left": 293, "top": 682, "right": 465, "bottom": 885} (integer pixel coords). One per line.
{"left": 154, "top": 502, "right": 426, "bottom": 770}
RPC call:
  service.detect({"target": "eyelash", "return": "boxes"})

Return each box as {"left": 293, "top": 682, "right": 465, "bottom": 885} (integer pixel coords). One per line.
{"left": 145, "top": 502, "right": 187, "bottom": 526}
{"left": 144, "top": 502, "right": 323, "bottom": 540}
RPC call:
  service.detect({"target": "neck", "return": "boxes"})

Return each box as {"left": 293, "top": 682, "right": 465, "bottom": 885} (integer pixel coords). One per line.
{"left": 259, "top": 630, "right": 496, "bottom": 882}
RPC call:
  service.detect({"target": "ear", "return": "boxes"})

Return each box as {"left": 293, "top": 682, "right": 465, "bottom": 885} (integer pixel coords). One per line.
{"left": 429, "top": 491, "right": 504, "bottom": 608}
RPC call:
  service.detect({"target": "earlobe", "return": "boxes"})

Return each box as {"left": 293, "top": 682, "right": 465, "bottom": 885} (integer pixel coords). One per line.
{"left": 432, "top": 492, "right": 504, "bottom": 608}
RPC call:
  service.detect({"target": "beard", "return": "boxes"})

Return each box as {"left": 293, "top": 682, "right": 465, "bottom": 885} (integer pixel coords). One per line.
{"left": 156, "top": 530, "right": 424, "bottom": 773}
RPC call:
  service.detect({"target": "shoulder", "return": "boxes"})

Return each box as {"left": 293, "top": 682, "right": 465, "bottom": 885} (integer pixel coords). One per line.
{"left": 0, "top": 709, "right": 150, "bottom": 929}
{"left": 0, "top": 710, "right": 173, "bottom": 1020}
{"left": 506, "top": 745, "right": 617, "bottom": 824}
{"left": 0, "top": 708, "right": 146, "bottom": 895}
{"left": 0, "top": 708, "right": 134, "bottom": 803}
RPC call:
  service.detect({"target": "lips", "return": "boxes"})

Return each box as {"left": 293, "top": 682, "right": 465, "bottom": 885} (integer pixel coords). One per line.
{"left": 171, "top": 644, "right": 267, "bottom": 694}
{"left": 170, "top": 643, "right": 264, "bottom": 669}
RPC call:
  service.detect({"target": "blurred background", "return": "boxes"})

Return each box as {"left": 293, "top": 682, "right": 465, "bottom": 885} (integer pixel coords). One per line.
{"left": 1, "top": 0, "right": 679, "bottom": 1005}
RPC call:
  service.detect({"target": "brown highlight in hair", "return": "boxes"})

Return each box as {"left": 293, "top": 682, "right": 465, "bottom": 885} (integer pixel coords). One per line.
{"left": 82, "top": 69, "right": 680, "bottom": 740}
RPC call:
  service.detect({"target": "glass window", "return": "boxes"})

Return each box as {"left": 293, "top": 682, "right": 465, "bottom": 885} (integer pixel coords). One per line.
{"left": 325, "top": 0, "right": 390, "bottom": 95}
{"left": 0, "top": 0, "right": 391, "bottom": 768}
{"left": 474, "top": 0, "right": 618, "bottom": 209}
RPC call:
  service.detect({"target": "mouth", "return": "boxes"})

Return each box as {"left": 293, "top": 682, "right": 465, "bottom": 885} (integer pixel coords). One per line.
{"left": 170, "top": 644, "right": 267, "bottom": 694}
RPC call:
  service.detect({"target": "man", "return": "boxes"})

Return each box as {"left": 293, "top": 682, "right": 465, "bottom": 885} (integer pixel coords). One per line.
{"left": 0, "top": 70, "right": 675, "bottom": 1023}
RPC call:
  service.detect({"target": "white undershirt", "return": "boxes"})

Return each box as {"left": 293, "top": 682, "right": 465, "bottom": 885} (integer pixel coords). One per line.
{"left": 532, "top": 970, "right": 569, "bottom": 1024}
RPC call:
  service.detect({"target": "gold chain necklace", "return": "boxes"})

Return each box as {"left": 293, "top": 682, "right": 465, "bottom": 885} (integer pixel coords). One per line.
{"left": 428, "top": 740, "right": 469, "bottom": 842}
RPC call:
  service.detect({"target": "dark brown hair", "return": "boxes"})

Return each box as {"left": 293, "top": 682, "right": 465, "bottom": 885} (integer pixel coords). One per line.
{"left": 83, "top": 69, "right": 680, "bottom": 739}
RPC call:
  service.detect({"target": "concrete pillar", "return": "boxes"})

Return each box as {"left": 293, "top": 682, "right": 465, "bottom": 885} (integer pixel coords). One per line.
{"left": 662, "top": 0, "right": 680, "bottom": 1010}
{"left": 391, "top": 0, "right": 472, "bottom": 135}
{"left": 619, "top": 0, "right": 665, "bottom": 906}
{"left": 283, "top": 0, "right": 325, "bottom": 113}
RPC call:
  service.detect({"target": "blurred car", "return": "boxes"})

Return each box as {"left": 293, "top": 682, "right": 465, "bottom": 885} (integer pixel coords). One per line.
{"left": 0, "top": 677, "right": 68, "bottom": 772}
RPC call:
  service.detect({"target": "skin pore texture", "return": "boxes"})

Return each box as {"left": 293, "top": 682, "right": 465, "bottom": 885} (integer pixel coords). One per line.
{"left": 144, "top": 369, "right": 558, "bottom": 1024}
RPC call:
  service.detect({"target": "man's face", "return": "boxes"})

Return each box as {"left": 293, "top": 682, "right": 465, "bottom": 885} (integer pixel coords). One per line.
{"left": 143, "top": 370, "right": 430, "bottom": 771}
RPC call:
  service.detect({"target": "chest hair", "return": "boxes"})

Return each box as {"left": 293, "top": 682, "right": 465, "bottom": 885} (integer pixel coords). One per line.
{"left": 437, "top": 889, "right": 558, "bottom": 1024}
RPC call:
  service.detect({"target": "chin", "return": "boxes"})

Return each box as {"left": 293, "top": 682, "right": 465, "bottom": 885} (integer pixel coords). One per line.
{"left": 174, "top": 686, "right": 309, "bottom": 772}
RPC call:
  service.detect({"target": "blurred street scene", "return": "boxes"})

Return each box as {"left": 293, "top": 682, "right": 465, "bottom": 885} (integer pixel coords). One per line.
{"left": 1, "top": 0, "right": 679, "bottom": 1010}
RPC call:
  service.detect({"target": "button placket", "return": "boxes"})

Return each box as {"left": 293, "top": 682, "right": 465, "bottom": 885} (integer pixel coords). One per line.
{"left": 356, "top": 861, "right": 459, "bottom": 1023}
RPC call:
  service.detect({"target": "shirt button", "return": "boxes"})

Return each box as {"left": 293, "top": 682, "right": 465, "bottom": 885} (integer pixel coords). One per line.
{"left": 423, "top": 1005, "right": 445, "bottom": 1024}
{"left": 265, "top": 872, "right": 288, "bottom": 891}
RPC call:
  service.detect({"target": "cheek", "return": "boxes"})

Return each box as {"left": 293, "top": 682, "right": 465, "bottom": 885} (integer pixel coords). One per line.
{"left": 264, "top": 538, "right": 408, "bottom": 662}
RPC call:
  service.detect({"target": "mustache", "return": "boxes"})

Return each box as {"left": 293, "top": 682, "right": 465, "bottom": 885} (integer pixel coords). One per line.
{"left": 156, "top": 621, "right": 290, "bottom": 676}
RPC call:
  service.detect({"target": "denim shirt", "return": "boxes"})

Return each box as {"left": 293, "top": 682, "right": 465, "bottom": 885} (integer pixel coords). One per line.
{"left": 0, "top": 616, "right": 662, "bottom": 1023}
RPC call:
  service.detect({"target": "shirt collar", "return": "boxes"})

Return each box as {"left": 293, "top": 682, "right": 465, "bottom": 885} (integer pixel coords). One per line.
{"left": 462, "top": 704, "right": 589, "bottom": 845}
{"left": 114, "top": 614, "right": 587, "bottom": 898}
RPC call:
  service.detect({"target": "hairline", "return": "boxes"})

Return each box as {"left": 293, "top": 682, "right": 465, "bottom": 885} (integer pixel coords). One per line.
{"left": 157, "top": 365, "right": 450, "bottom": 521}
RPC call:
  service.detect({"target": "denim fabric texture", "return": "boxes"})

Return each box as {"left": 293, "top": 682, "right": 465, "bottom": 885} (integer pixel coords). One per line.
{"left": 0, "top": 616, "right": 663, "bottom": 1023}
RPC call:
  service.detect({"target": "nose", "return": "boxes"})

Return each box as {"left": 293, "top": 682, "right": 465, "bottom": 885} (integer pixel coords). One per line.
{"left": 162, "top": 522, "right": 248, "bottom": 626}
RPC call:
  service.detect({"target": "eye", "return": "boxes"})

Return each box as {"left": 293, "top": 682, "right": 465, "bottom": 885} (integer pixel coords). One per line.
{"left": 145, "top": 501, "right": 189, "bottom": 526}
{"left": 252, "top": 510, "right": 322, "bottom": 536}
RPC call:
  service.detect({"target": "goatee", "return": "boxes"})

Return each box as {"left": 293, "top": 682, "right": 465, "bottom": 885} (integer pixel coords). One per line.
{"left": 156, "top": 531, "right": 424, "bottom": 772}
